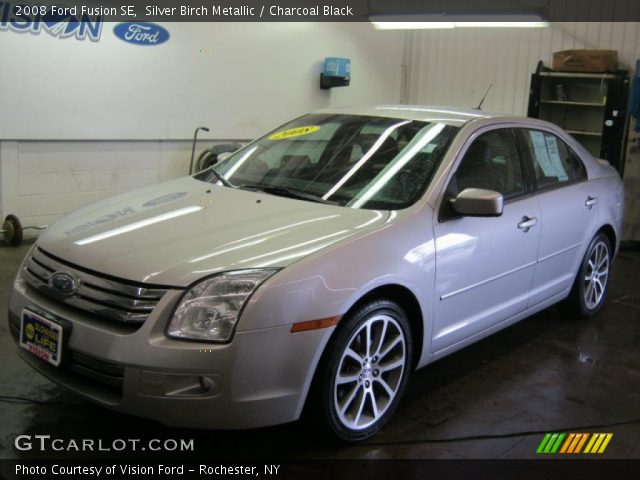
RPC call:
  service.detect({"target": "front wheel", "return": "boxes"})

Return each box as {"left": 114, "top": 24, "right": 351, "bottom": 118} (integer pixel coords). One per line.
{"left": 566, "top": 232, "right": 612, "bottom": 317}
{"left": 315, "top": 299, "right": 413, "bottom": 442}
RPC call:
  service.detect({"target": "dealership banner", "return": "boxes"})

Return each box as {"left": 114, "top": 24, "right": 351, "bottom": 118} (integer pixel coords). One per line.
{"left": 0, "top": 0, "right": 638, "bottom": 23}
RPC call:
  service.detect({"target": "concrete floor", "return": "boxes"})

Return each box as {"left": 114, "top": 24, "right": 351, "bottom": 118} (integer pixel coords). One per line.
{"left": 0, "top": 240, "right": 639, "bottom": 460}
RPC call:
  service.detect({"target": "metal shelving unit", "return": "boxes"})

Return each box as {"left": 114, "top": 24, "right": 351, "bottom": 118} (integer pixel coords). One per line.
{"left": 528, "top": 68, "right": 630, "bottom": 172}
{"left": 540, "top": 100, "right": 606, "bottom": 107}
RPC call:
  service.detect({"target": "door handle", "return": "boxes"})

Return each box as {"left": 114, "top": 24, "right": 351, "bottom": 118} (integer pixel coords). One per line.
{"left": 585, "top": 196, "right": 598, "bottom": 208}
{"left": 517, "top": 216, "right": 538, "bottom": 232}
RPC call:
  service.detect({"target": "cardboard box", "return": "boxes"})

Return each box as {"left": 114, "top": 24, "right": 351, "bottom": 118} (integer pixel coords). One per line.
{"left": 553, "top": 49, "right": 618, "bottom": 73}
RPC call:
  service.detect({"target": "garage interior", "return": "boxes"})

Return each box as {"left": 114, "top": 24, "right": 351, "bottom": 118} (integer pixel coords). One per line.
{"left": 1, "top": 6, "right": 640, "bottom": 461}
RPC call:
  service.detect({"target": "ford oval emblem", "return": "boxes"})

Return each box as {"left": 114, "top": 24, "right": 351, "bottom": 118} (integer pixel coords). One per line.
{"left": 50, "top": 271, "right": 79, "bottom": 296}
{"left": 113, "top": 23, "right": 170, "bottom": 46}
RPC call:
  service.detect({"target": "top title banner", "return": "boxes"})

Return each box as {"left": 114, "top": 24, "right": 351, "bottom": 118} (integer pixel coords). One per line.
{"left": 1, "top": 0, "right": 370, "bottom": 21}
{"left": 0, "top": 0, "right": 638, "bottom": 22}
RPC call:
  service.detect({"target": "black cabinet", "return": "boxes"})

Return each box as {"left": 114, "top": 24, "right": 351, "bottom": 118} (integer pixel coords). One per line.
{"left": 528, "top": 68, "right": 630, "bottom": 172}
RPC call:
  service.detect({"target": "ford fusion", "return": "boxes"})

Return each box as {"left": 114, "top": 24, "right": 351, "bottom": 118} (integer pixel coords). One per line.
{"left": 9, "top": 106, "right": 624, "bottom": 441}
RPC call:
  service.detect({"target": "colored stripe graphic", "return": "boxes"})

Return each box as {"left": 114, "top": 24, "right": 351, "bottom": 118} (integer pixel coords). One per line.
{"left": 559, "top": 433, "right": 575, "bottom": 453}
{"left": 584, "top": 433, "right": 614, "bottom": 454}
{"left": 574, "top": 433, "right": 589, "bottom": 453}
{"left": 536, "top": 433, "right": 552, "bottom": 453}
{"left": 537, "top": 433, "right": 613, "bottom": 454}
{"left": 568, "top": 433, "right": 588, "bottom": 453}
{"left": 536, "top": 433, "right": 565, "bottom": 453}
{"left": 550, "top": 433, "right": 565, "bottom": 453}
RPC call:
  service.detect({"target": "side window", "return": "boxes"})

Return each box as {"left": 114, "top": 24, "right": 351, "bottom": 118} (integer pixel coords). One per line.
{"left": 447, "top": 129, "right": 525, "bottom": 199}
{"left": 521, "top": 129, "right": 587, "bottom": 189}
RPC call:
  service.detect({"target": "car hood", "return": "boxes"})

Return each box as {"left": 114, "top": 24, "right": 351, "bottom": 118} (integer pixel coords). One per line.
{"left": 36, "top": 177, "right": 389, "bottom": 287}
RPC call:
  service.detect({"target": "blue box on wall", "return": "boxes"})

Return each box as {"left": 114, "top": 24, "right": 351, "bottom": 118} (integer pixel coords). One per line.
{"left": 321, "top": 57, "right": 351, "bottom": 89}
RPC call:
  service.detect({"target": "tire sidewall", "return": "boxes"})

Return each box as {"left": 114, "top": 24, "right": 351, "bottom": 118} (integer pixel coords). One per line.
{"left": 576, "top": 233, "right": 612, "bottom": 316}
{"left": 319, "top": 299, "right": 413, "bottom": 442}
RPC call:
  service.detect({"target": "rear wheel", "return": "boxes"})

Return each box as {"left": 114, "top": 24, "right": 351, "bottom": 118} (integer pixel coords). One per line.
{"left": 566, "top": 233, "right": 612, "bottom": 317}
{"left": 315, "top": 299, "right": 412, "bottom": 442}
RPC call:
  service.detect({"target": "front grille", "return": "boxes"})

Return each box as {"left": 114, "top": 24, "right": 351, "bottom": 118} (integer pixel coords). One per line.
{"left": 23, "top": 246, "right": 169, "bottom": 323}
{"left": 67, "top": 350, "right": 125, "bottom": 390}
{"left": 8, "top": 311, "right": 20, "bottom": 341}
{"left": 9, "top": 311, "right": 124, "bottom": 394}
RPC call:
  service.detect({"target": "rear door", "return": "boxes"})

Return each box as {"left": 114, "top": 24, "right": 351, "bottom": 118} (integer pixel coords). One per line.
{"left": 432, "top": 127, "right": 541, "bottom": 352}
{"left": 516, "top": 128, "right": 600, "bottom": 306}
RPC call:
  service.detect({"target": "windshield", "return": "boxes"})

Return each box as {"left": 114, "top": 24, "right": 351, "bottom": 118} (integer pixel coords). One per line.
{"left": 195, "top": 114, "right": 459, "bottom": 210}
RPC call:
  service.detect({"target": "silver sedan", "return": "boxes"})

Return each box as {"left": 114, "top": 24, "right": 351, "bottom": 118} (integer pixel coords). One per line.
{"left": 9, "top": 106, "right": 624, "bottom": 441}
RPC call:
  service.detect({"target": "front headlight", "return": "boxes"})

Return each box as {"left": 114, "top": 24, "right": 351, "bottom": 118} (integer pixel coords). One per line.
{"left": 167, "top": 269, "right": 278, "bottom": 342}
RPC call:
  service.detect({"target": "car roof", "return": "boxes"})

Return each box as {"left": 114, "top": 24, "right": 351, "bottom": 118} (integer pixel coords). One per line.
{"left": 312, "top": 105, "right": 595, "bottom": 162}
{"left": 315, "top": 105, "right": 507, "bottom": 126}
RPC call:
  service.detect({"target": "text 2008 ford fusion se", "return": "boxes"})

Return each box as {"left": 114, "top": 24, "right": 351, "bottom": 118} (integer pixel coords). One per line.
{"left": 9, "top": 106, "right": 623, "bottom": 441}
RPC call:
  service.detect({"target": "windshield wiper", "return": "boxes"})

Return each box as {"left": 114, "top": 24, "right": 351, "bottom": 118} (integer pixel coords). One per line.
{"left": 237, "top": 184, "right": 340, "bottom": 205}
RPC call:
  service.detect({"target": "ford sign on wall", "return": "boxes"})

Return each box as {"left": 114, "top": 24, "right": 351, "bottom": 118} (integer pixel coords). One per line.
{"left": 114, "top": 23, "right": 169, "bottom": 46}
{"left": 0, "top": 1, "right": 102, "bottom": 41}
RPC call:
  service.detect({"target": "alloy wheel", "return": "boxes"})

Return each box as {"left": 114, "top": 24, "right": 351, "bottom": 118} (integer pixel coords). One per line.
{"left": 584, "top": 240, "right": 610, "bottom": 310}
{"left": 333, "top": 314, "right": 407, "bottom": 431}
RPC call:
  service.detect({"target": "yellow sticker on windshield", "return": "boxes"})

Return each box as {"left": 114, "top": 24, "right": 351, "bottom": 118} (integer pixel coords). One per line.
{"left": 269, "top": 126, "right": 320, "bottom": 140}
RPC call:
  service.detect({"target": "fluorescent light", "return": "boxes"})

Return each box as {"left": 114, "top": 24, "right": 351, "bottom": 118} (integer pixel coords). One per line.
{"left": 455, "top": 21, "right": 549, "bottom": 28}
{"left": 371, "top": 14, "right": 549, "bottom": 30}
{"left": 372, "top": 22, "right": 454, "bottom": 30}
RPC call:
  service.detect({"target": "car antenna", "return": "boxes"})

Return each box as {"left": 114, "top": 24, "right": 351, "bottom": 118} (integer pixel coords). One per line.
{"left": 475, "top": 83, "right": 493, "bottom": 110}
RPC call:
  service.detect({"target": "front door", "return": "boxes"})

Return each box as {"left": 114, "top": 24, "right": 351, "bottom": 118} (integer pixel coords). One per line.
{"left": 432, "top": 128, "right": 540, "bottom": 353}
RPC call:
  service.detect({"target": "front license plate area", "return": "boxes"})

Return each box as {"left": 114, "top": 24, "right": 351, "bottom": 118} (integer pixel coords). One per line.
{"left": 20, "top": 309, "right": 64, "bottom": 367}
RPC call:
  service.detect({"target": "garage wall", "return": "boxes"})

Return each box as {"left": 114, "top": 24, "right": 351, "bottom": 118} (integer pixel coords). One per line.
{"left": 0, "top": 22, "right": 403, "bottom": 230}
{"left": 402, "top": 23, "right": 640, "bottom": 114}
{"left": 1, "top": 140, "right": 226, "bottom": 230}
{"left": 0, "top": 22, "right": 403, "bottom": 140}
{"left": 403, "top": 22, "right": 640, "bottom": 241}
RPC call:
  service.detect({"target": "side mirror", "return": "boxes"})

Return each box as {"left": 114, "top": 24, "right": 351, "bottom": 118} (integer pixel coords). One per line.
{"left": 450, "top": 188, "right": 503, "bottom": 217}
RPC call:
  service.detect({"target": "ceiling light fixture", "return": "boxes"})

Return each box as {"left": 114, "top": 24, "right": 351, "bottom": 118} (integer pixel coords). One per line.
{"left": 371, "top": 14, "right": 549, "bottom": 30}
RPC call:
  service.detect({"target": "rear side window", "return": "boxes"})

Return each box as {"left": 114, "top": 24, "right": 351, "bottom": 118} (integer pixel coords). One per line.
{"left": 521, "top": 130, "right": 586, "bottom": 189}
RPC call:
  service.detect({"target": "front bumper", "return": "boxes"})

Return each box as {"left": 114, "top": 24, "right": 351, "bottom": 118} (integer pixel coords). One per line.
{"left": 9, "top": 276, "right": 330, "bottom": 429}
